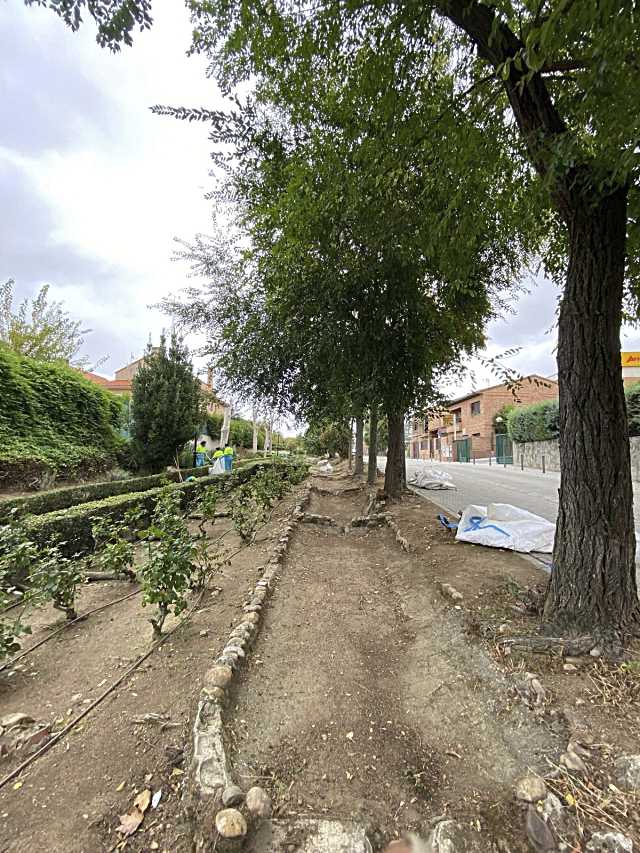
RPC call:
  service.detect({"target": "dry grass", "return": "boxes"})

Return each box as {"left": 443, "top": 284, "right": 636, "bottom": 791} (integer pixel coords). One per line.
{"left": 583, "top": 660, "right": 640, "bottom": 735}
{"left": 545, "top": 761, "right": 639, "bottom": 844}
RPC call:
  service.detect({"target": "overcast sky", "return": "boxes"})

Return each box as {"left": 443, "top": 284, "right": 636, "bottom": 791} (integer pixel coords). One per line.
{"left": 2, "top": 0, "right": 640, "bottom": 418}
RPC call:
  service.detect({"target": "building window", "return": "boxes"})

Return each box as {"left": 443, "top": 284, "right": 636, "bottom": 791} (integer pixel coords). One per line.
{"left": 470, "top": 401, "right": 481, "bottom": 415}
{"left": 420, "top": 440, "right": 429, "bottom": 451}
{"left": 452, "top": 408, "right": 462, "bottom": 424}
{"left": 423, "top": 418, "right": 429, "bottom": 432}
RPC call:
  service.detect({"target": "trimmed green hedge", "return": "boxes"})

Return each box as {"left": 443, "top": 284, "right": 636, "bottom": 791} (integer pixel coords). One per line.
{"left": 24, "top": 459, "right": 273, "bottom": 556}
{"left": 509, "top": 385, "right": 640, "bottom": 443}
{"left": 0, "top": 345, "right": 123, "bottom": 488}
{"left": 0, "top": 465, "right": 214, "bottom": 522}
{"left": 507, "top": 400, "right": 560, "bottom": 443}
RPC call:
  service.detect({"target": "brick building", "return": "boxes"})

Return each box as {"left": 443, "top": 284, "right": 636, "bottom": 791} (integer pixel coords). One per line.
{"left": 410, "top": 374, "right": 559, "bottom": 461}
{"left": 82, "top": 357, "right": 226, "bottom": 416}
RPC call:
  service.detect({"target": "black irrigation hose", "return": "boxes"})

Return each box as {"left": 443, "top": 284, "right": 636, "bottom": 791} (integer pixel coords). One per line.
{"left": 0, "top": 588, "right": 205, "bottom": 793}
{"left": 0, "top": 588, "right": 143, "bottom": 675}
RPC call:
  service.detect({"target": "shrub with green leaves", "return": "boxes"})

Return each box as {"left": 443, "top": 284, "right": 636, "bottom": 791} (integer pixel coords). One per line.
{"left": 0, "top": 343, "right": 123, "bottom": 488}
{"left": 626, "top": 383, "right": 640, "bottom": 437}
{"left": 30, "top": 542, "right": 85, "bottom": 621}
{"left": 139, "top": 487, "right": 196, "bottom": 638}
{"left": 507, "top": 400, "right": 560, "bottom": 443}
{"left": 90, "top": 515, "right": 135, "bottom": 578}
{"left": 230, "top": 481, "right": 267, "bottom": 542}
{"left": 0, "top": 521, "right": 38, "bottom": 659}
{"left": 195, "top": 484, "right": 221, "bottom": 536}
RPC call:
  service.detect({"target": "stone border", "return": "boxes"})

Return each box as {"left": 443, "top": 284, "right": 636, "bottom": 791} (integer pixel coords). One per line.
{"left": 191, "top": 483, "right": 312, "bottom": 798}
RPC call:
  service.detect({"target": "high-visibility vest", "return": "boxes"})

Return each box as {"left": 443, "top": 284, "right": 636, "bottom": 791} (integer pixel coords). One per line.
{"left": 223, "top": 447, "right": 234, "bottom": 456}
{"left": 213, "top": 450, "right": 223, "bottom": 459}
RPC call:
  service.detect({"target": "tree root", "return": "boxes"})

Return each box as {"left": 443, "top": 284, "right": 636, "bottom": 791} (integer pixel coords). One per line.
{"left": 85, "top": 570, "right": 136, "bottom": 582}
{"left": 497, "top": 633, "right": 631, "bottom": 661}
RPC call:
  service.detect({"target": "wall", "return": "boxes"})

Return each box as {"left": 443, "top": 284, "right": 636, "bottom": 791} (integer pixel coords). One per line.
{"left": 514, "top": 436, "right": 640, "bottom": 482}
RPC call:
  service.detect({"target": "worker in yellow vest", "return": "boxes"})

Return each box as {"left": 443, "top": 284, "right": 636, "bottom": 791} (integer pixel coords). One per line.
{"left": 223, "top": 444, "right": 234, "bottom": 472}
{"left": 211, "top": 446, "right": 225, "bottom": 475}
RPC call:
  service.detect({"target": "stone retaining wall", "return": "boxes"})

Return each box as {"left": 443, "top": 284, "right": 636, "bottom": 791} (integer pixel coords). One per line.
{"left": 513, "top": 436, "right": 640, "bottom": 481}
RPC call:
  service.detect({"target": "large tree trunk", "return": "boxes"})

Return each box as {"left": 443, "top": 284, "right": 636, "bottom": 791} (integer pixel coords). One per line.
{"left": 384, "top": 411, "right": 406, "bottom": 498}
{"left": 354, "top": 416, "right": 364, "bottom": 475}
{"left": 347, "top": 418, "right": 353, "bottom": 469}
{"left": 367, "top": 405, "right": 378, "bottom": 485}
{"left": 544, "top": 186, "right": 639, "bottom": 640}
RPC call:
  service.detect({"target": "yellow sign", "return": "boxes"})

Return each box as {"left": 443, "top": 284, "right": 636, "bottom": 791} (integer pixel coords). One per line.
{"left": 441, "top": 413, "right": 453, "bottom": 426}
{"left": 622, "top": 352, "right": 640, "bottom": 367}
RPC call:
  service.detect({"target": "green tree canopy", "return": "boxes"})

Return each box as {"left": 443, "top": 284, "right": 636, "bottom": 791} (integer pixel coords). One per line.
{"left": 131, "top": 333, "right": 204, "bottom": 471}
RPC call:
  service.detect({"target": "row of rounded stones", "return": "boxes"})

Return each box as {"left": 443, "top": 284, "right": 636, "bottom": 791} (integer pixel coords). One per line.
{"left": 203, "top": 489, "right": 311, "bottom": 704}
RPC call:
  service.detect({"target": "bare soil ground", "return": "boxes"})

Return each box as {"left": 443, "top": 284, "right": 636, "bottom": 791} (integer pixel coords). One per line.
{"left": 0, "top": 487, "right": 304, "bottom": 853}
{"left": 227, "top": 475, "right": 640, "bottom": 851}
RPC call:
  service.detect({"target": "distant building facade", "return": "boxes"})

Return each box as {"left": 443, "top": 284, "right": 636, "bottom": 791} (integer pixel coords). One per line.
{"left": 410, "top": 374, "right": 559, "bottom": 461}
{"left": 81, "top": 357, "right": 226, "bottom": 416}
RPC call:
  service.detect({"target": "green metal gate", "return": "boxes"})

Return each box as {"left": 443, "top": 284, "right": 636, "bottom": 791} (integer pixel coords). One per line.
{"left": 496, "top": 433, "right": 513, "bottom": 465}
{"left": 454, "top": 437, "right": 471, "bottom": 463}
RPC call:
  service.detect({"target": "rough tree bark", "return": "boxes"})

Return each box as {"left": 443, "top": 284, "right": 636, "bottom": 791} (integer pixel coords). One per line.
{"left": 544, "top": 186, "right": 638, "bottom": 637}
{"left": 384, "top": 411, "right": 406, "bottom": 498}
{"left": 436, "top": 0, "right": 639, "bottom": 641}
{"left": 367, "top": 405, "right": 379, "bottom": 485}
{"left": 354, "top": 416, "right": 364, "bottom": 475}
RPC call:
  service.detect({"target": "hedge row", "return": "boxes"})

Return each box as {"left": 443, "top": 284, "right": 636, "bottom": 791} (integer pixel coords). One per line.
{"left": 0, "top": 345, "right": 123, "bottom": 489}
{"left": 24, "top": 459, "right": 273, "bottom": 557}
{"left": 507, "top": 400, "right": 560, "bottom": 443}
{"left": 0, "top": 465, "right": 216, "bottom": 522}
{"left": 508, "top": 383, "right": 640, "bottom": 443}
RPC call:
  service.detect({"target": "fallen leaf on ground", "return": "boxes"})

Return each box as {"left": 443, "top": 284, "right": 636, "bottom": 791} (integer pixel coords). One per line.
{"left": 133, "top": 789, "right": 152, "bottom": 813}
{"left": 116, "top": 781, "right": 126, "bottom": 792}
{"left": 171, "top": 768, "right": 184, "bottom": 777}
{"left": 151, "top": 789, "right": 162, "bottom": 809}
{"left": 116, "top": 809, "right": 144, "bottom": 837}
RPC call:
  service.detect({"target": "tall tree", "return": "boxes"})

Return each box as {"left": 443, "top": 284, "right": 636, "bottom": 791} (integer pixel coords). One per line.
{"left": 182, "top": 0, "right": 640, "bottom": 645}
{"left": 0, "top": 279, "right": 95, "bottom": 366}
{"left": 131, "top": 332, "right": 203, "bottom": 471}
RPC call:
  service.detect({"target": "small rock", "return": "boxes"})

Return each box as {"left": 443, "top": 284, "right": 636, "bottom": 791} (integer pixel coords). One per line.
{"left": 244, "top": 612, "right": 260, "bottom": 624}
{"left": 203, "top": 686, "right": 226, "bottom": 703}
{"left": 562, "top": 663, "right": 577, "bottom": 673}
{"left": 568, "top": 740, "right": 591, "bottom": 758}
{"left": 70, "top": 693, "right": 83, "bottom": 705}
{"left": 0, "top": 713, "right": 34, "bottom": 730}
{"left": 440, "top": 583, "right": 463, "bottom": 603}
{"left": 427, "top": 820, "right": 469, "bottom": 852}
{"left": 586, "top": 831, "right": 633, "bottom": 852}
{"left": 204, "top": 665, "right": 233, "bottom": 690}
{"left": 541, "top": 792, "right": 563, "bottom": 824}
{"left": 515, "top": 775, "right": 547, "bottom": 803}
{"left": 526, "top": 805, "right": 557, "bottom": 852}
{"left": 215, "top": 808, "right": 247, "bottom": 838}
{"left": 245, "top": 786, "right": 272, "bottom": 819}
{"left": 20, "top": 724, "right": 51, "bottom": 754}
{"left": 564, "top": 656, "right": 583, "bottom": 666}
{"left": 614, "top": 754, "right": 640, "bottom": 791}
{"left": 498, "top": 623, "right": 509, "bottom": 635}
{"left": 590, "top": 646, "right": 603, "bottom": 658}
{"left": 221, "top": 785, "right": 244, "bottom": 807}
{"left": 199, "top": 629, "right": 209, "bottom": 637}
{"left": 560, "top": 751, "right": 587, "bottom": 774}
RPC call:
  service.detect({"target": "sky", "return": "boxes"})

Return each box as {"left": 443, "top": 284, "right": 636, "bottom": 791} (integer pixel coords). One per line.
{"left": 2, "top": 0, "right": 640, "bottom": 420}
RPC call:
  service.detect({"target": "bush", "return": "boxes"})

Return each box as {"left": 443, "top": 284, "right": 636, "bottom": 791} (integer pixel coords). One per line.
{"left": 507, "top": 400, "right": 560, "bottom": 443}
{"left": 626, "top": 383, "right": 640, "bottom": 437}
{"left": 24, "top": 459, "right": 272, "bottom": 557}
{"left": 0, "top": 344, "right": 123, "bottom": 488}
{"left": 0, "top": 465, "right": 214, "bottom": 522}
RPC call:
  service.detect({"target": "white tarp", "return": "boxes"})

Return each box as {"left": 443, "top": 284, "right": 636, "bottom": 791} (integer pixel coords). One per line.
{"left": 455, "top": 503, "right": 555, "bottom": 553}
{"left": 209, "top": 459, "right": 226, "bottom": 476}
{"left": 317, "top": 461, "right": 334, "bottom": 474}
{"left": 408, "top": 468, "right": 456, "bottom": 490}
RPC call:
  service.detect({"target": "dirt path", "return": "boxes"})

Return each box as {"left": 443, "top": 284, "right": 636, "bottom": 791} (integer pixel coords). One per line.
{"left": 225, "top": 479, "right": 561, "bottom": 850}
{"left": 0, "top": 488, "right": 304, "bottom": 853}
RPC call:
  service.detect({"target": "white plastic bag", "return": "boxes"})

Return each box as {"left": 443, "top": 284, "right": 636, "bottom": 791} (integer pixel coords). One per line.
{"left": 455, "top": 503, "right": 555, "bottom": 553}
{"left": 408, "top": 468, "right": 456, "bottom": 490}
{"left": 318, "top": 461, "right": 334, "bottom": 474}
{"left": 210, "top": 458, "right": 226, "bottom": 476}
